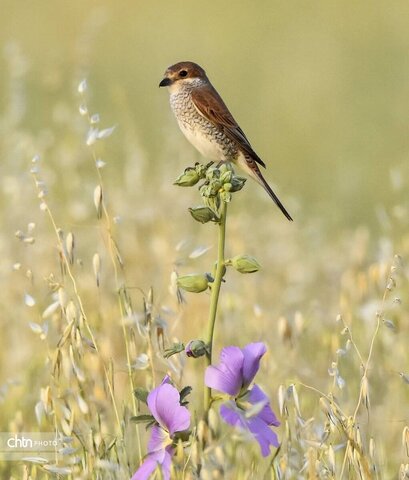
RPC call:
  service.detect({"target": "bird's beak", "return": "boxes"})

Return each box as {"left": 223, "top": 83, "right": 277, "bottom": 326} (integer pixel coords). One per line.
{"left": 159, "top": 77, "right": 172, "bottom": 87}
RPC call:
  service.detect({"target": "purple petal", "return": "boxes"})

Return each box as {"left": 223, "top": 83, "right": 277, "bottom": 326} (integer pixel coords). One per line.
{"left": 160, "top": 375, "right": 171, "bottom": 386}
{"left": 131, "top": 456, "right": 159, "bottom": 480}
{"left": 247, "top": 416, "right": 279, "bottom": 456}
{"left": 147, "top": 426, "right": 170, "bottom": 454}
{"left": 161, "top": 447, "right": 173, "bottom": 480}
{"left": 248, "top": 385, "right": 280, "bottom": 426}
{"left": 147, "top": 383, "right": 190, "bottom": 435}
{"left": 205, "top": 346, "right": 244, "bottom": 396}
{"left": 219, "top": 399, "right": 279, "bottom": 457}
{"left": 220, "top": 401, "right": 246, "bottom": 427}
{"left": 242, "top": 343, "right": 266, "bottom": 389}
{"left": 131, "top": 447, "right": 173, "bottom": 480}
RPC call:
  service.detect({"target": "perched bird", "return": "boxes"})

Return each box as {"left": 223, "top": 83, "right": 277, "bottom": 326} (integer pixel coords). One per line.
{"left": 159, "top": 61, "right": 292, "bottom": 221}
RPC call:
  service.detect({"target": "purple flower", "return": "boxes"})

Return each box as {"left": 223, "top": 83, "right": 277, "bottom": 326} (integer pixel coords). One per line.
{"left": 205, "top": 343, "right": 280, "bottom": 456}
{"left": 132, "top": 376, "right": 190, "bottom": 480}
{"left": 205, "top": 343, "right": 266, "bottom": 396}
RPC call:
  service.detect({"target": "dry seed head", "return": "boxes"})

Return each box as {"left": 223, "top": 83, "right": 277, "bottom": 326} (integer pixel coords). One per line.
{"left": 69, "top": 345, "right": 85, "bottom": 383}
{"left": 96, "top": 158, "right": 106, "bottom": 169}
{"left": 87, "top": 127, "right": 99, "bottom": 146}
{"left": 327, "top": 444, "right": 335, "bottom": 475}
{"left": 42, "top": 301, "right": 59, "bottom": 319}
{"left": 35, "top": 401, "right": 45, "bottom": 425}
{"left": 93, "top": 253, "right": 101, "bottom": 287}
{"left": 65, "top": 301, "right": 77, "bottom": 323}
{"left": 278, "top": 316, "right": 291, "bottom": 342}
{"left": 197, "top": 419, "right": 208, "bottom": 445}
{"left": 361, "top": 376, "right": 370, "bottom": 409}
{"left": 79, "top": 104, "right": 88, "bottom": 116}
{"left": 90, "top": 113, "right": 100, "bottom": 124}
{"left": 78, "top": 79, "right": 87, "bottom": 94}
{"left": 386, "top": 277, "right": 396, "bottom": 291}
{"left": 24, "top": 293, "right": 35, "bottom": 307}
{"left": 369, "top": 437, "right": 375, "bottom": 459}
{"left": 65, "top": 232, "right": 75, "bottom": 265}
{"left": 60, "top": 417, "right": 72, "bottom": 436}
{"left": 40, "top": 386, "right": 52, "bottom": 413}
{"left": 93, "top": 185, "right": 103, "bottom": 218}
{"left": 58, "top": 287, "right": 67, "bottom": 309}
{"left": 355, "top": 426, "right": 362, "bottom": 449}
{"left": 191, "top": 441, "right": 200, "bottom": 466}
{"left": 399, "top": 464, "right": 409, "bottom": 479}
{"left": 278, "top": 384, "right": 286, "bottom": 416}
{"left": 97, "top": 125, "right": 116, "bottom": 139}
{"left": 214, "top": 446, "right": 225, "bottom": 465}
{"left": 290, "top": 384, "right": 301, "bottom": 416}
{"left": 402, "top": 426, "right": 409, "bottom": 455}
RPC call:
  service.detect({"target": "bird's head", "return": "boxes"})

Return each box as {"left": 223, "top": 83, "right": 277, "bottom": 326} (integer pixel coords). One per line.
{"left": 159, "top": 61, "right": 207, "bottom": 91}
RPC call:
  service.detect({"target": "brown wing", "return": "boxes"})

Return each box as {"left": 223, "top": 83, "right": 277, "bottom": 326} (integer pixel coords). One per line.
{"left": 191, "top": 85, "right": 266, "bottom": 168}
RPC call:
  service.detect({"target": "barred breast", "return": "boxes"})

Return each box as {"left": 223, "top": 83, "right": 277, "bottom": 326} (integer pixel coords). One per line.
{"left": 169, "top": 91, "right": 238, "bottom": 162}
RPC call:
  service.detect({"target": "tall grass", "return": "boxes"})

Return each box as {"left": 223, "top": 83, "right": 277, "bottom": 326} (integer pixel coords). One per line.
{"left": 0, "top": 28, "right": 408, "bottom": 480}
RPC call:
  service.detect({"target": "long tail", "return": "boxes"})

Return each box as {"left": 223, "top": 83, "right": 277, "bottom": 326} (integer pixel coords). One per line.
{"left": 238, "top": 155, "right": 293, "bottom": 221}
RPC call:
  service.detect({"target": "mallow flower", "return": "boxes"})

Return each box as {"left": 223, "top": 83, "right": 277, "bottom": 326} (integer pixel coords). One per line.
{"left": 205, "top": 342, "right": 280, "bottom": 456}
{"left": 132, "top": 376, "right": 190, "bottom": 480}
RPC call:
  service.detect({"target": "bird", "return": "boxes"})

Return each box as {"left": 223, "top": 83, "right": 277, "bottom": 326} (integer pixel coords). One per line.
{"left": 159, "top": 61, "right": 292, "bottom": 221}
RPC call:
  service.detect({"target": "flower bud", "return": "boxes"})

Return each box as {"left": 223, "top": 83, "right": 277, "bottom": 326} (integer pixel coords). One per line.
{"left": 185, "top": 340, "right": 208, "bottom": 358}
{"left": 174, "top": 168, "right": 200, "bottom": 187}
{"left": 230, "top": 254, "right": 261, "bottom": 274}
{"left": 177, "top": 273, "right": 209, "bottom": 293}
{"left": 189, "top": 206, "right": 217, "bottom": 224}
{"left": 220, "top": 170, "right": 233, "bottom": 184}
{"left": 196, "top": 162, "right": 213, "bottom": 178}
{"left": 206, "top": 167, "right": 219, "bottom": 181}
{"left": 203, "top": 195, "right": 220, "bottom": 214}
{"left": 220, "top": 190, "right": 232, "bottom": 203}
{"left": 230, "top": 176, "right": 247, "bottom": 192}
{"left": 218, "top": 163, "right": 228, "bottom": 174}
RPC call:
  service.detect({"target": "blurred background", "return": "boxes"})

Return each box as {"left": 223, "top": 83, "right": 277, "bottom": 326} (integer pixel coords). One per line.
{"left": 1, "top": 0, "right": 408, "bottom": 225}
{"left": 0, "top": 0, "right": 408, "bottom": 476}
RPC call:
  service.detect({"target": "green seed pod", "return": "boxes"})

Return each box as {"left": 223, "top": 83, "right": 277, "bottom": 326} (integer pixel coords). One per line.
{"left": 177, "top": 273, "right": 209, "bottom": 293}
{"left": 185, "top": 340, "right": 208, "bottom": 358}
{"left": 231, "top": 254, "right": 261, "bottom": 273}
{"left": 174, "top": 168, "right": 200, "bottom": 187}
{"left": 189, "top": 206, "right": 217, "bottom": 224}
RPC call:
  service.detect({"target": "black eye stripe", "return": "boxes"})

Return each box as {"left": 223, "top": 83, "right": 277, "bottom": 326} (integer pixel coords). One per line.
{"left": 179, "top": 70, "right": 188, "bottom": 77}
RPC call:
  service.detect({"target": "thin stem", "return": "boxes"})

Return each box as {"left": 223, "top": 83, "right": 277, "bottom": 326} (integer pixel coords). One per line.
{"left": 204, "top": 200, "right": 227, "bottom": 411}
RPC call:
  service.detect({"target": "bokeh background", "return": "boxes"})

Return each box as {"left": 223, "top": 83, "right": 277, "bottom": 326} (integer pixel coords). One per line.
{"left": 0, "top": 1, "right": 408, "bottom": 477}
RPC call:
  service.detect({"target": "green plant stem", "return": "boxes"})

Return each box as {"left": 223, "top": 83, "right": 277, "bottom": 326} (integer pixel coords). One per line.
{"left": 204, "top": 200, "right": 227, "bottom": 412}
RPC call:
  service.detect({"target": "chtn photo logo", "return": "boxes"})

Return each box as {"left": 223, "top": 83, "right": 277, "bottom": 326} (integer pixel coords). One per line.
{"left": 7, "top": 435, "right": 33, "bottom": 448}
{"left": 0, "top": 432, "right": 61, "bottom": 461}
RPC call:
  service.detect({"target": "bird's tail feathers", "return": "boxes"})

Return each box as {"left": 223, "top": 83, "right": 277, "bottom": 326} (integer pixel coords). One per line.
{"left": 238, "top": 156, "right": 293, "bottom": 221}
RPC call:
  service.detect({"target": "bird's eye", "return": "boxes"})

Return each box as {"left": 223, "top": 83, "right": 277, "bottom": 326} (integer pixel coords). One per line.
{"left": 179, "top": 70, "right": 188, "bottom": 77}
